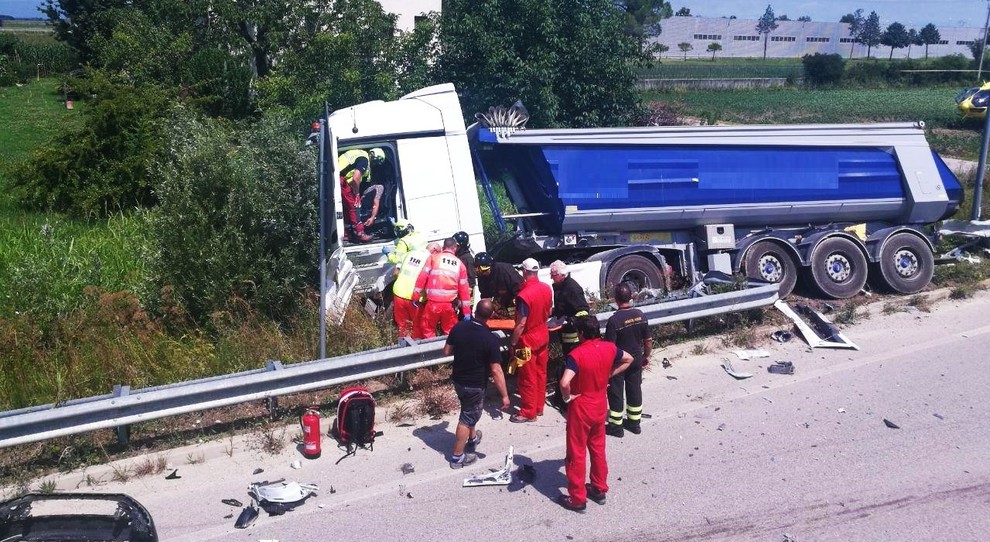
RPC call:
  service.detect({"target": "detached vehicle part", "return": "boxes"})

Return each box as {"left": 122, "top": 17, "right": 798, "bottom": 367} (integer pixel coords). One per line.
{"left": 0, "top": 493, "right": 158, "bottom": 542}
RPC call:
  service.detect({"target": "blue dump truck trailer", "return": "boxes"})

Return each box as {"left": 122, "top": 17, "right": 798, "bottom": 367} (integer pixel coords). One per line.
{"left": 318, "top": 84, "right": 963, "bottom": 317}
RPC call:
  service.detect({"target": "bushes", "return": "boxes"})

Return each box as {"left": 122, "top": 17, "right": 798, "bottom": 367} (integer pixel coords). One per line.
{"left": 145, "top": 108, "right": 319, "bottom": 325}
{"left": 8, "top": 74, "right": 169, "bottom": 216}
{"left": 802, "top": 53, "right": 845, "bottom": 86}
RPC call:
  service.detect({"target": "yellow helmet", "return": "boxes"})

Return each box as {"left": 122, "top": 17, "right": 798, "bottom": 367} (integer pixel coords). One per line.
{"left": 369, "top": 148, "right": 385, "bottom": 162}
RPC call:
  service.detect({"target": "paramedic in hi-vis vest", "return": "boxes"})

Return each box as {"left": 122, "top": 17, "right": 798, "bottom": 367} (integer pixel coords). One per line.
{"left": 392, "top": 242, "right": 441, "bottom": 339}
{"left": 412, "top": 238, "right": 472, "bottom": 338}
{"left": 387, "top": 220, "right": 426, "bottom": 264}
{"left": 337, "top": 148, "right": 384, "bottom": 243}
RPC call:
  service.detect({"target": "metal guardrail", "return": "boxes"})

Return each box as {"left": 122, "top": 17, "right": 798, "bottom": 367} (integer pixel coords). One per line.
{"left": 0, "top": 284, "right": 778, "bottom": 448}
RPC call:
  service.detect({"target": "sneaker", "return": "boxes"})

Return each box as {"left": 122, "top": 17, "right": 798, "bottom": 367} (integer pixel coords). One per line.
{"left": 585, "top": 484, "right": 607, "bottom": 505}
{"left": 557, "top": 494, "right": 587, "bottom": 513}
{"left": 449, "top": 453, "right": 478, "bottom": 469}
{"left": 510, "top": 414, "right": 536, "bottom": 423}
{"left": 466, "top": 430, "right": 483, "bottom": 451}
{"left": 605, "top": 424, "right": 624, "bottom": 438}
{"left": 622, "top": 420, "right": 642, "bottom": 435}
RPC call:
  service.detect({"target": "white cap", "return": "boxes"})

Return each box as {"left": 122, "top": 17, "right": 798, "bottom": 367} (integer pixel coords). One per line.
{"left": 521, "top": 258, "right": 540, "bottom": 272}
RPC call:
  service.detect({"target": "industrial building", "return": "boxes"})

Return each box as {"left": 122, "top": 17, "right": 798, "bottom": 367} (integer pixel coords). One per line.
{"left": 650, "top": 15, "right": 983, "bottom": 60}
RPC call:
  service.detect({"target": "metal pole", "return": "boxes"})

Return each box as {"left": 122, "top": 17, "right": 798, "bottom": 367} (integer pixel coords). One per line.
{"left": 978, "top": 1, "right": 990, "bottom": 83}
{"left": 318, "top": 113, "right": 328, "bottom": 360}
{"left": 972, "top": 110, "right": 990, "bottom": 221}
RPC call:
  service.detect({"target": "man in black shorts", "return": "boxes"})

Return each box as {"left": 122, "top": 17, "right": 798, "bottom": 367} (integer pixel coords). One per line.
{"left": 443, "top": 299, "right": 510, "bottom": 468}
{"left": 604, "top": 283, "right": 653, "bottom": 438}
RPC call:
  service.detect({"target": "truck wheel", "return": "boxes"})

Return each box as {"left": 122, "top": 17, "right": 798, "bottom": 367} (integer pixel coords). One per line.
{"left": 743, "top": 240, "right": 798, "bottom": 297}
{"left": 875, "top": 233, "right": 934, "bottom": 294}
{"left": 605, "top": 255, "right": 663, "bottom": 297}
{"left": 807, "top": 237, "right": 868, "bottom": 299}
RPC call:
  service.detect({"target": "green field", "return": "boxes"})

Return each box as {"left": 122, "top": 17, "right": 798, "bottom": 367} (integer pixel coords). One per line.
{"left": 649, "top": 86, "right": 984, "bottom": 160}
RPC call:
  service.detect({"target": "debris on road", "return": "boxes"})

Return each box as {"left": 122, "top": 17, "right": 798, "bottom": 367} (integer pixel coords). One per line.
{"left": 934, "top": 413, "right": 945, "bottom": 420}
{"left": 838, "top": 408, "right": 846, "bottom": 414}
{"left": 767, "top": 361, "right": 795, "bottom": 375}
{"left": 883, "top": 418, "right": 901, "bottom": 429}
{"left": 222, "top": 498, "right": 243, "bottom": 507}
{"left": 289, "top": 460, "right": 301, "bottom": 470}
{"left": 401, "top": 463, "right": 415, "bottom": 475}
{"left": 234, "top": 504, "right": 258, "bottom": 529}
{"left": 249, "top": 481, "right": 318, "bottom": 516}
{"left": 662, "top": 357, "right": 672, "bottom": 368}
{"left": 771, "top": 330, "right": 793, "bottom": 343}
{"left": 253, "top": 468, "right": 265, "bottom": 475}
{"left": 774, "top": 300, "right": 859, "bottom": 350}
{"left": 733, "top": 349, "right": 770, "bottom": 360}
{"left": 165, "top": 469, "right": 180, "bottom": 480}
{"left": 721, "top": 359, "right": 753, "bottom": 379}
{"left": 463, "top": 447, "right": 514, "bottom": 487}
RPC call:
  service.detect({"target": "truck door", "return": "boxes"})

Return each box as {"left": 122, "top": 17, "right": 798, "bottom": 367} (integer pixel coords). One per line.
{"left": 394, "top": 136, "right": 460, "bottom": 239}
{"left": 320, "top": 120, "right": 357, "bottom": 325}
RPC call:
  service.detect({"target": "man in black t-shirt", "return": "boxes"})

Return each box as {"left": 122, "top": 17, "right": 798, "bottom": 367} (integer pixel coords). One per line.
{"left": 604, "top": 284, "right": 653, "bottom": 437}
{"left": 443, "top": 300, "right": 510, "bottom": 468}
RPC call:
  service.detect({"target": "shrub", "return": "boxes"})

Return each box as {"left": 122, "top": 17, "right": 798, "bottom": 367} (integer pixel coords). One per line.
{"left": 145, "top": 107, "right": 319, "bottom": 325}
{"left": 8, "top": 74, "right": 170, "bottom": 216}
{"left": 802, "top": 53, "right": 844, "bottom": 86}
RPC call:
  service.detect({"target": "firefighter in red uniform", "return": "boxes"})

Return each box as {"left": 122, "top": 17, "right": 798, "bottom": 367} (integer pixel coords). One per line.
{"left": 509, "top": 258, "right": 553, "bottom": 423}
{"left": 557, "top": 315, "right": 633, "bottom": 512}
{"left": 412, "top": 238, "right": 472, "bottom": 338}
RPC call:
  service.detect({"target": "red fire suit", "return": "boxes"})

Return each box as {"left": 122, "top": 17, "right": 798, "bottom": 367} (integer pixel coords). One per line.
{"left": 564, "top": 338, "right": 621, "bottom": 505}
{"left": 515, "top": 276, "right": 553, "bottom": 419}
{"left": 412, "top": 249, "right": 471, "bottom": 338}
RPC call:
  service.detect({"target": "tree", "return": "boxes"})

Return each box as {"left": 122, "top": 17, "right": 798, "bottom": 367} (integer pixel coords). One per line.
{"left": 655, "top": 43, "right": 670, "bottom": 57}
{"left": 797, "top": 16, "right": 811, "bottom": 22}
{"left": 776, "top": 14, "right": 789, "bottom": 21}
{"left": 706, "top": 42, "right": 721, "bottom": 61}
{"left": 614, "top": 1, "right": 673, "bottom": 58}
{"left": 756, "top": 5, "right": 778, "bottom": 60}
{"left": 859, "top": 11, "right": 882, "bottom": 58}
{"left": 675, "top": 7, "right": 690, "bottom": 16}
{"left": 677, "top": 41, "right": 692, "bottom": 60}
{"left": 881, "top": 22, "right": 910, "bottom": 60}
{"left": 907, "top": 28, "right": 920, "bottom": 58}
{"left": 919, "top": 23, "right": 940, "bottom": 59}
{"left": 843, "top": 9, "right": 864, "bottom": 58}
{"left": 434, "top": 0, "right": 642, "bottom": 128}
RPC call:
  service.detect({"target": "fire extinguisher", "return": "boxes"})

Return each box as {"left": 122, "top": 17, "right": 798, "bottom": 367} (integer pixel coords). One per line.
{"left": 300, "top": 407, "right": 322, "bottom": 459}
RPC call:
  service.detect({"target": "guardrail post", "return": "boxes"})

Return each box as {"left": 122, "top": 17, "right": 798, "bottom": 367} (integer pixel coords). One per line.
{"left": 264, "top": 360, "right": 284, "bottom": 421}
{"left": 112, "top": 384, "right": 131, "bottom": 446}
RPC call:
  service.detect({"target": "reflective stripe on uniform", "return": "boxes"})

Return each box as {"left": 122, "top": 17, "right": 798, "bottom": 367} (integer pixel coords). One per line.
{"left": 626, "top": 404, "right": 643, "bottom": 421}
{"left": 608, "top": 410, "right": 624, "bottom": 425}
{"left": 561, "top": 332, "right": 579, "bottom": 344}
{"left": 393, "top": 249, "right": 430, "bottom": 300}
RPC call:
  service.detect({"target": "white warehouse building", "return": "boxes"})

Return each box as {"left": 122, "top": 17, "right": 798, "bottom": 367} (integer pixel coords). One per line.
{"left": 377, "top": 0, "right": 441, "bottom": 32}
{"left": 651, "top": 16, "right": 984, "bottom": 60}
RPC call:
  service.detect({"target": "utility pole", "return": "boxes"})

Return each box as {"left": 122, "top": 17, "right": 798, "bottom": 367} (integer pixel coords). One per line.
{"left": 978, "top": 0, "right": 990, "bottom": 83}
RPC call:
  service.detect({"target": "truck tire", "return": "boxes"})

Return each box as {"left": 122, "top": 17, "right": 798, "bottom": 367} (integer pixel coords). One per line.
{"left": 807, "top": 237, "right": 868, "bottom": 299}
{"left": 604, "top": 255, "right": 664, "bottom": 297}
{"left": 875, "top": 233, "right": 934, "bottom": 294}
{"left": 742, "top": 240, "right": 798, "bottom": 297}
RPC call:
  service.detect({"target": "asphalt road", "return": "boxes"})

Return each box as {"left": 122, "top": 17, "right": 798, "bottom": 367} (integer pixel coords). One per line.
{"left": 17, "top": 290, "right": 990, "bottom": 541}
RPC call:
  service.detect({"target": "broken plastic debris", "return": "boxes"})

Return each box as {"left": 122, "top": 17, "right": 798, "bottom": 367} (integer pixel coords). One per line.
{"left": 222, "top": 498, "right": 243, "bottom": 507}
{"left": 234, "top": 504, "right": 259, "bottom": 529}
{"left": 463, "top": 447, "right": 514, "bottom": 487}
{"left": 662, "top": 358, "right": 672, "bottom": 369}
{"left": 401, "top": 463, "right": 415, "bottom": 475}
{"left": 838, "top": 408, "right": 846, "bottom": 414}
{"left": 249, "top": 481, "right": 318, "bottom": 505}
{"left": 290, "top": 460, "right": 302, "bottom": 470}
{"left": 767, "top": 361, "right": 794, "bottom": 375}
{"left": 774, "top": 300, "right": 859, "bottom": 350}
{"left": 771, "top": 330, "right": 793, "bottom": 343}
{"left": 733, "top": 349, "right": 770, "bottom": 360}
{"left": 933, "top": 413, "right": 945, "bottom": 420}
{"left": 721, "top": 359, "right": 753, "bottom": 379}
{"left": 883, "top": 418, "right": 900, "bottom": 429}
{"left": 253, "top": 468, "right": 264, "bottom": 475}
{"left": 165, "top": 469, "right": 181, "bottom": 480}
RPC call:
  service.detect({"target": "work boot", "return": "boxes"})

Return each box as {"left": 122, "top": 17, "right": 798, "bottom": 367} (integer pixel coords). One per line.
{"left": 352, "top": 230, "right": 373, "bottom": 243}
{"left": 585, "top": 484, "right": 607, "bottom": 505}
{"left": 466, "top": 430, "right": 482, "bottom": 452}
{"left": 623, "top": 419, "right": 641, "bottom": 435}
{"left": 449, "top": 453, "right": 478, "bottom": 469}
{"left": 557, "top": 494, "right": 586, "bottom": 513}
{"left": 605, "top": 423, "right": 624, "bottom": 438}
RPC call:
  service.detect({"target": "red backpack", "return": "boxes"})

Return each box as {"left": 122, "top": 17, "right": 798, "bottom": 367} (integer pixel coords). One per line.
{"left": 329, "top": 386, "right": 378, "bottom": 458}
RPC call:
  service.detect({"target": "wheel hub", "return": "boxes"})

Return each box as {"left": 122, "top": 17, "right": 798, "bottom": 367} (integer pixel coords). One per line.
{"left": 824, "top": 253, "right": 852, "bottom": 282}
{"left": 757, "top": 255, "right": 784, "bottom": 282}
{"left": 893, "top": 249, "right": 919, "bottom": 278}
